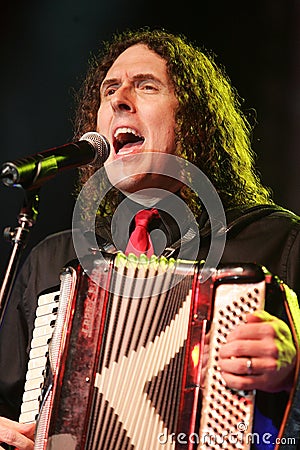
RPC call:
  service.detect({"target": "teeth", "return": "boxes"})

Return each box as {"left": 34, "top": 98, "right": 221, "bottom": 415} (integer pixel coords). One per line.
{"left": 114, "top": 127, "right": 142, "bottom": 138}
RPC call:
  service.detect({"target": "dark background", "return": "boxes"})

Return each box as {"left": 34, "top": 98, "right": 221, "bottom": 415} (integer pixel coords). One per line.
{"left": 0, "top": 0, "right": 299, "bottom": 281}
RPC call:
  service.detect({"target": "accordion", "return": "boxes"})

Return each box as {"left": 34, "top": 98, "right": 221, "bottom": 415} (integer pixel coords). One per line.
{"left": 20, "top": 253, "right": 291, "bottom": 449}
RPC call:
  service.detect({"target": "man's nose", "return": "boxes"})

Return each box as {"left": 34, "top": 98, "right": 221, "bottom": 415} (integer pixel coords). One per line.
{"left": 110, "top": 85, "right": 135, "bottom": 113}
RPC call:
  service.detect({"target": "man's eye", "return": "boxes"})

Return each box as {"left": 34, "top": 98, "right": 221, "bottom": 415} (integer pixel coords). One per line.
{"left": 140, "top": 83, "right": 157, "bottom": 92}
{"left": 106, "top": 87, "right": 117, "bottom": 96}
{"left": 102, "top": 85, "right": 118, "bottom": 97}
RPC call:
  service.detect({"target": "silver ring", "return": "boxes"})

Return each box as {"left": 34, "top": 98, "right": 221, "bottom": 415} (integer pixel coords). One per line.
{"left": 246, "top": 357, "right": 253, "bottom": 375}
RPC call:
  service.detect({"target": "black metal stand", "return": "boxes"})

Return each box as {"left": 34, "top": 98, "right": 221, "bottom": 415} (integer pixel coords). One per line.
{"left": 0, "top": 188, "right": 39, "bottom": 326}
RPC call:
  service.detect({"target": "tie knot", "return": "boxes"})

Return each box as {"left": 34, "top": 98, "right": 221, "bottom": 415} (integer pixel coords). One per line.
{"left": 134, "top": 208, "right": 160, "bottom": 229}
{"left": 125, "top": 208, "right": 160, "bottom": 257}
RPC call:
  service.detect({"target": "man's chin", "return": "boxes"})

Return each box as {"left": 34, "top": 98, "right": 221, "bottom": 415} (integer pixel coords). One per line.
{"left": 104, "top": 152, "right": 183, "bottom": 199}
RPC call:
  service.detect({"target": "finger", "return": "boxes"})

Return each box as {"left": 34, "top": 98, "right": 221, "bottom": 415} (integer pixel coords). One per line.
{"left": 227, "top": 310, "right": 280, "bottom": 342}
{"left": 247, "top": 313, "right": 296, "bottom": 370}
{"left": 19, "top": 423, "right": 35, "bottom": 441}
{"left": 0, "top": 418, "right": 35, "bottom": 434}
{"left": 219, "top": 355, "right": 276, "bottom": 392}
{"left": 221, "top": 359, "right": 297, "bottom": 393}
{"left": 245, "top": 310, "right": 274, "bottom": 323}
{"left": 219, "top": 356, "right": 276, "bottom": 375}
{"left": 225, "top": 321, "right": 276, "bottom": 342}
{"left": 219, "top": 337, "right": 277, "bottom": 359}
{"left": 220, "top": 371, "right": 265, "bottom": 391}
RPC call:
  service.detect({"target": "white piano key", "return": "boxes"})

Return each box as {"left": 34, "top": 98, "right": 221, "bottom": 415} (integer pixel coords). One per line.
{"left": 22, "top": 387, "right": 42, "bottom": 402}
{"left": 21, "top": 398, "right": 40, "bottom": 413}
{"left": 31, "top": 334, "right": 51, "bottom": 349}
{"left": 19, "top": 410, "right": 37, "bottom": 424}
{"left": 28, "top": 355, "right": 47, "bottom": 370}
{"left": 37, "top": 291, "right": 60, "bottom": 306}
{"left": 33, "top": 324, "right": 53, "bottom": 339}
{"left": 35, "top": 313, "right": 57, "bottom": 328}
{"left": 36, "top": 303, "right": 57, "bottom": 317}
{"left": 24, "top": 377, "right": 43, "bottom": 392}
{"left": 26, "top": 366, "right": 46, "bottom": 381}
{"left": 29, "top": 345, "right": 48, "bottom": 359}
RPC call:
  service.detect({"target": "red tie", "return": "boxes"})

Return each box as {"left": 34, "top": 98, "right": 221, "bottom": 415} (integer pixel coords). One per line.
{"left": 125, "top": 208, "right": 160, "bottom": 257}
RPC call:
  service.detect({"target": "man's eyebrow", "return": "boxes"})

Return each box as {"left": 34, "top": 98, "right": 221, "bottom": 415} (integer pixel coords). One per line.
{"left": 100, "top": 78, "right": 118, "bottom": 91}
{"left": 100, "top": 73, "right": 163, "bottom": 91}
{"left": 101, "top": 78, "right": 118, "bottom": 88}
{"left": 131, "top": 73, "right": 162, "bottom": 83}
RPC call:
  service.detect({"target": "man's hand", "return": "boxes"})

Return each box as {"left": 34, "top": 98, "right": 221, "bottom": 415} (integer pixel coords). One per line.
{"left": 0, "top": 417, "right": 35, "bottom": 450}
{"left": 218, "top": 310, "right": 297, "bottom": 393}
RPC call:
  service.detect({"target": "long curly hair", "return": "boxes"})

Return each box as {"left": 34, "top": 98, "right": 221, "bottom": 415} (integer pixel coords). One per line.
{"left": 73, "top": 27, "right": 273, "bottom": 220}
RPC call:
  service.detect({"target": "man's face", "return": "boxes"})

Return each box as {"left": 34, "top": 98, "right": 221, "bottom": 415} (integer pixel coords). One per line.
{"left": 96, "top": 44, "right": 182, "bottom": 198}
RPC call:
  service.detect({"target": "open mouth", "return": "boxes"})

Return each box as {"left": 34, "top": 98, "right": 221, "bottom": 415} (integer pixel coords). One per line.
{"left": 113, "top": 127, "right": 145, "bottom": 153}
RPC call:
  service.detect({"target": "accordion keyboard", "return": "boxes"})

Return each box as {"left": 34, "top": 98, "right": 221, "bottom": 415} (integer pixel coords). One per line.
{"left": 19, "top": 290, "right": 60, "bottom": 424}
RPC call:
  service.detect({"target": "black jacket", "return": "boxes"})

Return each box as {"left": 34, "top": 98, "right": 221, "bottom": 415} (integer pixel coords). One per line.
{"left": 0, "top": 204, "right": 299, "bottom": 447}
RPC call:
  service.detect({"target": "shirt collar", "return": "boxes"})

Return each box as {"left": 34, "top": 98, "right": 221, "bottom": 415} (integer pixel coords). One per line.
{"left": 109, "top": 193, "right": 193, "bottom": 255}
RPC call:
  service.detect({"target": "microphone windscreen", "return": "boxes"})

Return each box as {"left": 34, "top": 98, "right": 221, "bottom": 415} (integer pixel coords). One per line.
{"left": 80, "top": 132, "right": 110, "bottom": 168}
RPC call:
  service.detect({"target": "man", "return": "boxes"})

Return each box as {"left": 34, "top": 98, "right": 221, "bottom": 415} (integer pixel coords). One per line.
{"left": 0, "top": 28, "right": 299, "bottom": 449}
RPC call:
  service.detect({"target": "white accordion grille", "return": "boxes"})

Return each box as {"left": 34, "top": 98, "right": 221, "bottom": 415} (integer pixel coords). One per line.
{"left": 198, "top": 281, "right": 265, "bottom": 450}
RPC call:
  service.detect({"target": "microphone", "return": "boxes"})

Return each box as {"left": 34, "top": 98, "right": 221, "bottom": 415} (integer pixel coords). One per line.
{"left": 0, "top": 131, "right": 110, "bottom": 189}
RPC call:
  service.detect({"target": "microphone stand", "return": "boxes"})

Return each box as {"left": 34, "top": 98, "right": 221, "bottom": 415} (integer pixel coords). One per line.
{"left": 0, "top": 187, "right": 39, "bottom": 326}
